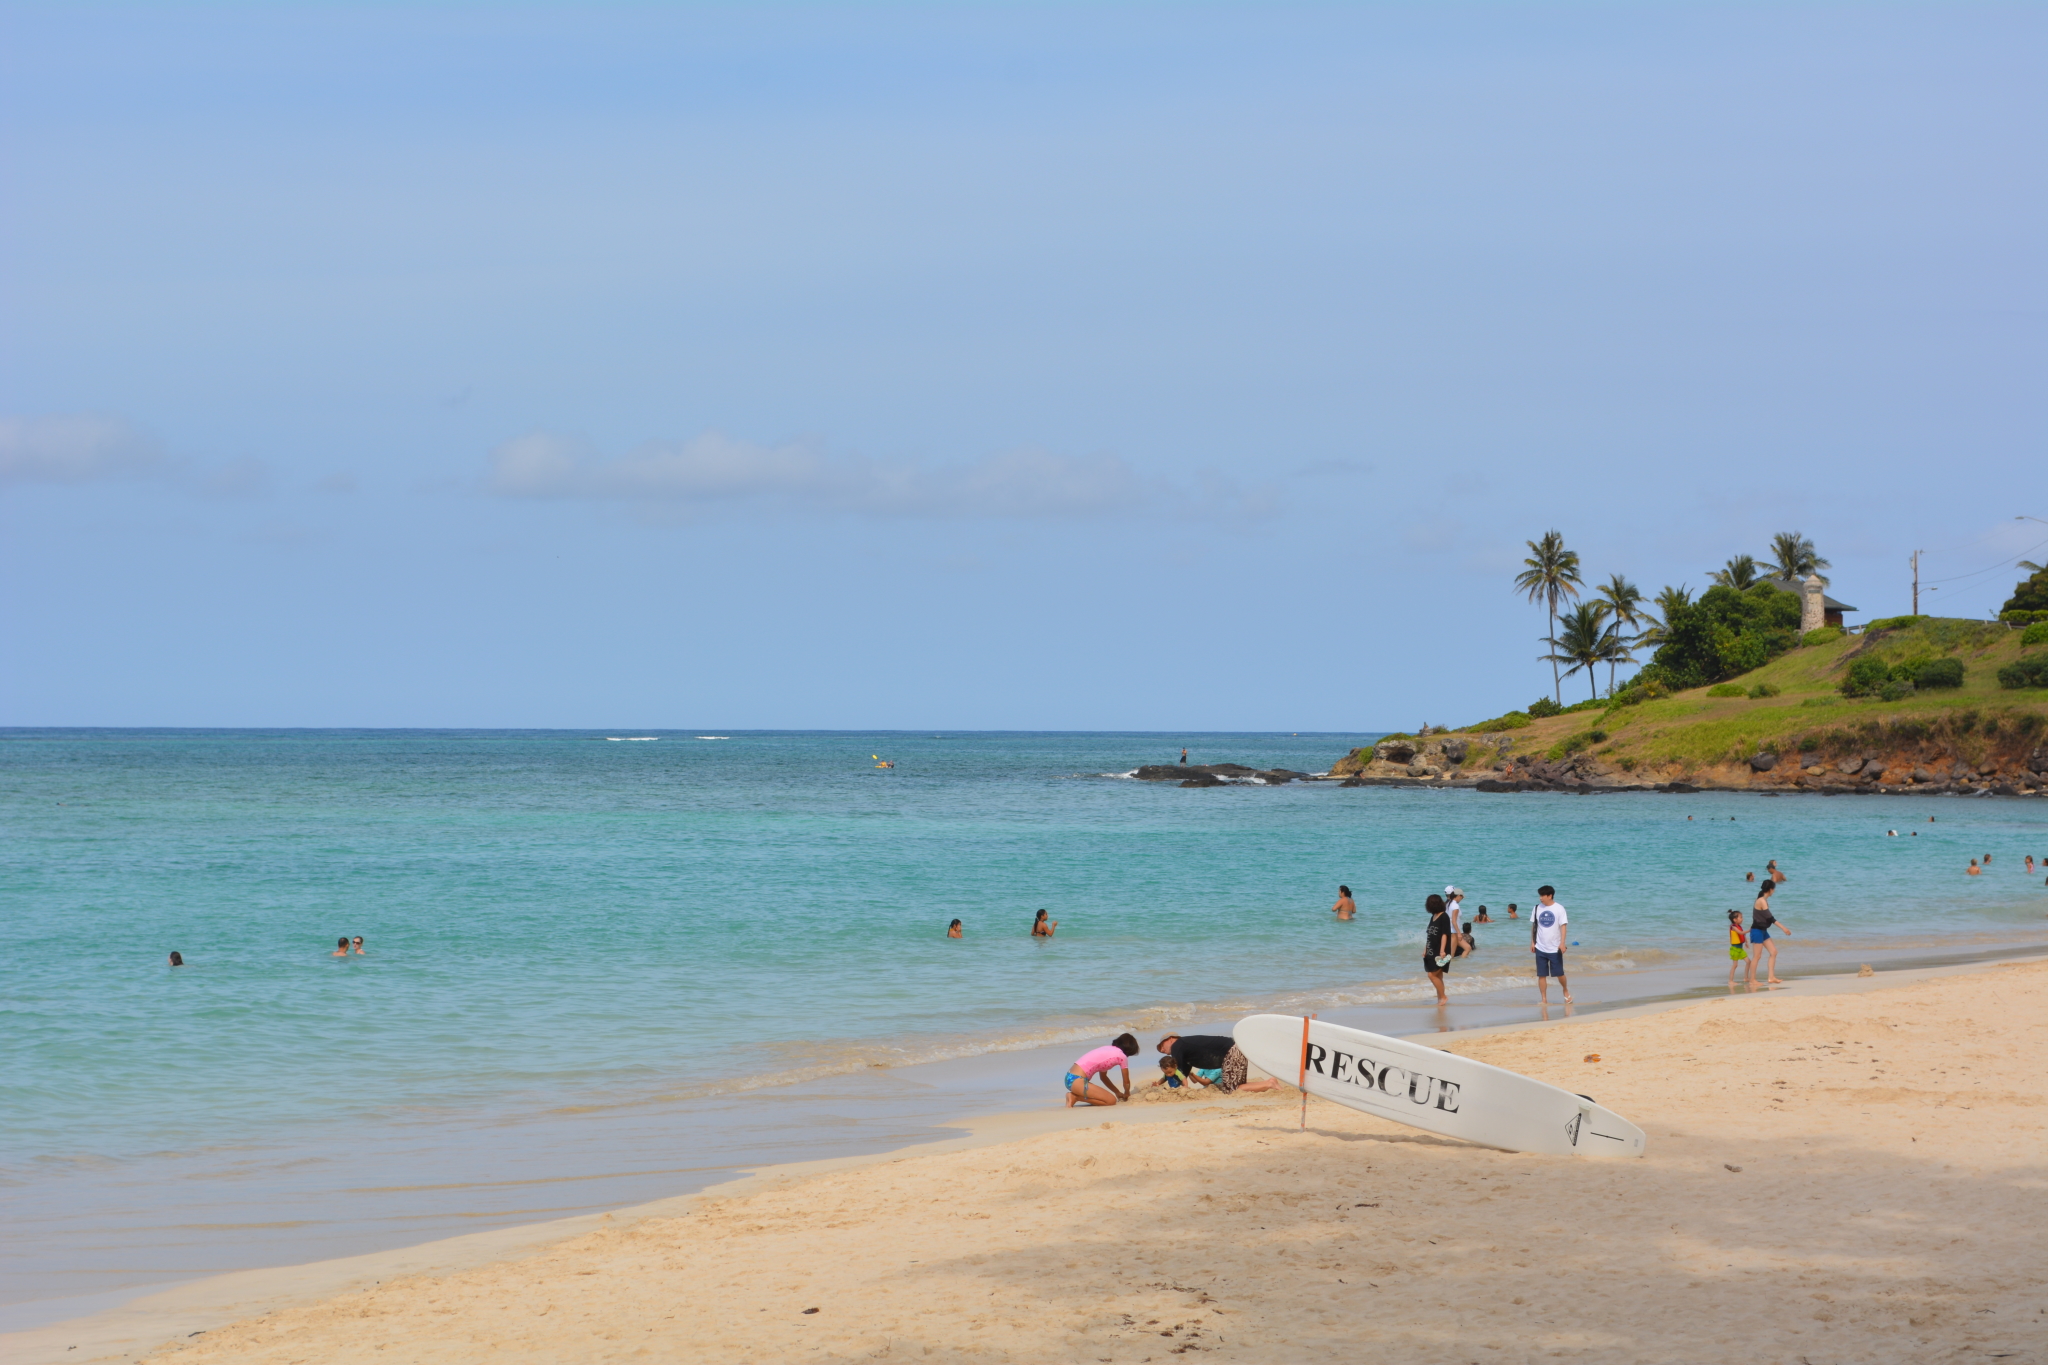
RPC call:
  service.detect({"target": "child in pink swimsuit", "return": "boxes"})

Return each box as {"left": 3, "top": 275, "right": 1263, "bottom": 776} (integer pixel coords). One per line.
{"left": 1065, "top": 1034, "right": 1139, "bottom": 1106}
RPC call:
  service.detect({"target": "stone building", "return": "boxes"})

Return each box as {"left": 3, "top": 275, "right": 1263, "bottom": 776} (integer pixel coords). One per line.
{"left": 1767, "top": 574, "right": 1856, "bottom": 631}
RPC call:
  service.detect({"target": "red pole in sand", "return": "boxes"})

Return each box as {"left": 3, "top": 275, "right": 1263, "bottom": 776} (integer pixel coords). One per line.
{"left": 1297, "top": 1014, "right": 1315, "bottom": 1130}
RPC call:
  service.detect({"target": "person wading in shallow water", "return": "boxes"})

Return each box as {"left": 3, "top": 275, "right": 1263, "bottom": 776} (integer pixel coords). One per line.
{"left": 1424, "top": 894, "right": 1454, "bottom": 1005}
{"left": 1530, "top": 886, "right": 1571, "bottom": 1005}
{"left": 1031, "top": 909, "right": 1058, "bottom": 938}
{"left": 1751, "top": 880, "right": 1791, "bottom": 985}
{"left": 1332, "top": 885, "right": 1356, "bottom": 920}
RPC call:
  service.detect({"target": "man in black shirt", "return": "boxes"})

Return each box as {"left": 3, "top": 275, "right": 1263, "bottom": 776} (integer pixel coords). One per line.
{"left": 1155, "top": 1033, "right": 1279, "bottom": 1094}
{"left": 1425, "top": 894, "right": 1453, "bottom": 1005}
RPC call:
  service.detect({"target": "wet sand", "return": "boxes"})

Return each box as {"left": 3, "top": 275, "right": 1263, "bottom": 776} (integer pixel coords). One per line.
{"left": 26, "top": 956, "right": 2044, "bottom": 1364}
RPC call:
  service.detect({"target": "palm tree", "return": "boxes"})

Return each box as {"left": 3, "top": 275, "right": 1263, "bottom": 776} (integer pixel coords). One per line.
{"left": 1710, "top": 554, "right": 1762, "bottom": 590}
{"left": 1514, "top": 531, "right": 1584, "bottom": 705}
{"left": 1636, "top": 584, "right": 1692, "bottom": 648}
{"left": 1543, "top": 601, "right": 1613, "bottom": 703}
{"left": 1594, "top": 574, "right": 1648, "bottom": 693}
{"left": 1765, "top": 531, "right": 1830, "bottom": 583}
{"left": 1598, "top": 625, "right": 1638, "bottom": 696}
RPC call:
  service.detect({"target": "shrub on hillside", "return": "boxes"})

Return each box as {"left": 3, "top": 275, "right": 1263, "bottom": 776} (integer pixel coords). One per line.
{"left": 1801, "top": 626, "right": 1844, "bottom": 646}
{"left": 1842, "top": 656, "right": 1893, "bottom": 697}
{"left": 1879, "top": 678, "right": 1916, "bottom": 701}
{"left": 2023, "top": 621, "right": 2048, "bottom": 646}
{"left": 2002, "top": 609, "right": 2048, "bottom": 626}
{"left": 1638, "top": 582, "right": 1801, "bottom": 691}
{"left": 1997, "top": 656, "right": 2048, "bottom": 690}
{"left": 1469, "top": 712, "right": 1532, "bottom": 733}
{"left": 1707, "top": 683, "right": 1746, "bottom": 697}
{"left": 1527, "top": 697, "right": 1564, "bottom": 718}
{"left": 1748, "top": 682, "right": 1781, "bottom": 698}
{"left": 1910, "top": 657, "right": 1964, "bottom": 689}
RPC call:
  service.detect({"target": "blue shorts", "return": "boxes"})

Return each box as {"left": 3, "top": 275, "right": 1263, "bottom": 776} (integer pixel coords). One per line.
{"left": 1534, "top": 949, "right": 1565, "bottom": 977}
{"left": 1749, "top": 927, "right": 1770, "bottom": 943}
{"left": 1191, "top": 1067, "right": 1223, "bottom": 1084}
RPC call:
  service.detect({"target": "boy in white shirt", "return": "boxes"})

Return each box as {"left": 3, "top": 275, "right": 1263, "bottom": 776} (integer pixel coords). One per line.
{"left": 1529, "top": 884, "right": 1572, "bottom": 1005}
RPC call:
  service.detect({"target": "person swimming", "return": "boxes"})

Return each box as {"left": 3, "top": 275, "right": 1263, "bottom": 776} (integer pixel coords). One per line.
{"left": 946, "top": 918, "right": 963, "bottom": 938}
{"left": 351, "top": 936, "right": 366, "bottom": 955}
{"left": 1031, "top": 909, "right": 1057, "bottom": 937}
{"left": 1473, "top": 905, "right": 1492, "bottom": 923}
{"left": 1332, "top": 885, "right": 1356, "bottom": 920}
{"left": 332, "top": 937, "right": 350, "bottom": 957}
{"left": 168, "top": 951, "right": 184, "bottom": 967}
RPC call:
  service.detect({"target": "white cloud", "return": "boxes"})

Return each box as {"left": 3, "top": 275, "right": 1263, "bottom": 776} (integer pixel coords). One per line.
{"left": 0, "top": 414, "right": 161, "bottom": 486}
{"left": 484, "top": 429, "right": 1274, "bottom": 522}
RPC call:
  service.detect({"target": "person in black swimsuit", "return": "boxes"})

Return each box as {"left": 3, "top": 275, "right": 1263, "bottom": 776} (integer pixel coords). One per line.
{"left": 1424, "top": 893, "right": 1453, "bottom": 1005}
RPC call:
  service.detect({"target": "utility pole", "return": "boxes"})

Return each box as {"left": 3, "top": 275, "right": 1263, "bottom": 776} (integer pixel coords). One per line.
{"left": 1911, "top": 550, "right": 1921, "bottom": 615}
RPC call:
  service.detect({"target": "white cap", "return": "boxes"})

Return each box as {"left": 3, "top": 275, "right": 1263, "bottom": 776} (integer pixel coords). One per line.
{"left": 1445, "top": 885, "right": 1461, "bottom": 897}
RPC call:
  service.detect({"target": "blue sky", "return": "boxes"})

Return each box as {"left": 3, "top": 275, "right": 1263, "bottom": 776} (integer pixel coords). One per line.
{"left": 1, "top": 3, "right": 2041, "bottom": 729}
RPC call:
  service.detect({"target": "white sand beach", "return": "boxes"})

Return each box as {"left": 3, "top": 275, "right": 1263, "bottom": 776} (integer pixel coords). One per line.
{"left": 14, "top": 958, "right": 2047, "bottom": 1365}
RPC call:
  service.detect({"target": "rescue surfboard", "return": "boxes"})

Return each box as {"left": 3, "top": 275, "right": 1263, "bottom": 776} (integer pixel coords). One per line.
{"left": 1232, "top": 1013, "right": 1646, "bottom": 1158}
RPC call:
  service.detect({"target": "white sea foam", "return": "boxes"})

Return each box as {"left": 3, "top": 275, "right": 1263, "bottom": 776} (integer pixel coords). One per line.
{"left": 605, "top": 736, "right": 660, "bottom": 741}
{"left": 696, "top": 736, "right": 730, "bottom": 740}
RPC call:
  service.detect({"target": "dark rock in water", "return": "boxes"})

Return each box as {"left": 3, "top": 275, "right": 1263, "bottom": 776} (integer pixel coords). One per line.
{"left": 1135, "top": 762, "right": 1294, "bottom": 785}
{"left": 1749, "top": 752, "right": 1777, "bottom": 772}
{"left": 1661, "top": 782, "right": 1700, "bottom": 793}
{"left": 1339, "top": 776, "right": 1368, "bottom": 787}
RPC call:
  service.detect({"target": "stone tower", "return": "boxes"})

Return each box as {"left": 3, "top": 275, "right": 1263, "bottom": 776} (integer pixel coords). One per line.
{"left": 1801, "top": 574, "right": 1826, "bottom": 633}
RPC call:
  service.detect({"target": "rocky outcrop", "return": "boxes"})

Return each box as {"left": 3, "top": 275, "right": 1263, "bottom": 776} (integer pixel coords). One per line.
{"left": 1135, "top": 764, "right": 1313, "bottom": 788}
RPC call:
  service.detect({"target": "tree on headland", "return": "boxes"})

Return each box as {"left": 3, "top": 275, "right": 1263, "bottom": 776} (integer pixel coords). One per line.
{"left": 2004, "top": 566, "right": 2048, "bottom": 615}
{"left": 1595, "top": 574, "right": 1648, "bottom": 695}
{"left": 1543, "top": 601, "right": 1613, "bottom": 703}
{"left": 1709, "top": 554, "right": 1762, "bottom": 590}
{"left": 1515, "top": 531, "right": 1584, "bottom": 705}
{"left": 1766, "top": 532, "right": 1829, "bottom": 583}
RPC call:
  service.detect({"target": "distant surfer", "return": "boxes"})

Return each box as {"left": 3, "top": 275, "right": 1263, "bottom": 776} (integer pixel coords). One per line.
{"left": 946, "top": 919, "right": 963, "bottom": 939}
{"left": 1332, "top": 885, "right": 1356, "bottom": 920}
{"left": 1064, "top": 1034, "right": 1139, "bottom": 1106}
{"left": 1031, "top": 909, "right": 1058, "bottom": 938}
{"left": 1425, "top": 894, "right": 1453, "bottom": 1005}
{"left": 1530, "top": 886, "right": 1571, "bottom": 1005}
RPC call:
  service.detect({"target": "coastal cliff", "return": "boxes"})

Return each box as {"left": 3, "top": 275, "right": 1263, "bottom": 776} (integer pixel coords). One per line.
{"left": 1333, "top": 617, "right": 2048, "bottom": 796}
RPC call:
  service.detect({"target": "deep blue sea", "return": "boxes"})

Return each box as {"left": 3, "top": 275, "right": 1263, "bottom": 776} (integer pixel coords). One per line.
{"left": 4, "top": 729, "right": 2047, "bottom": 1317}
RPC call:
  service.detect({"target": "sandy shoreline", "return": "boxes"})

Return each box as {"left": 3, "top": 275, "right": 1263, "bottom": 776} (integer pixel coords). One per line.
{"left": 12, "top": 955, "right": 2046, "bottom": 1364}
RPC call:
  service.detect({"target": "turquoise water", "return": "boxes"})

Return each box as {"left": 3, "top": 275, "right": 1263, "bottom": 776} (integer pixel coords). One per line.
{"left": 4, "top": 729, "right": 2047, "bottom": 1310}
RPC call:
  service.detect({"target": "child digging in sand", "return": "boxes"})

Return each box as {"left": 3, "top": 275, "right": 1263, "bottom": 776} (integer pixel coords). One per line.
{"left": 1065, "top": 1034, "right": 1138, "bottom": 1106}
